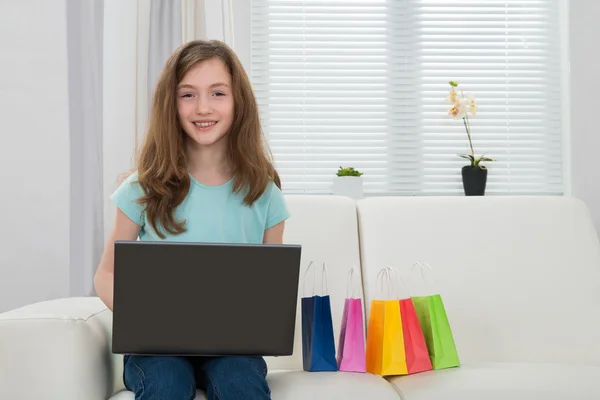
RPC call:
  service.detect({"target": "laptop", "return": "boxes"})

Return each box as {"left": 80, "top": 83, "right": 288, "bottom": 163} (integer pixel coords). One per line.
{"left": 111, "top": 240, "right": 302, "bottom": 357}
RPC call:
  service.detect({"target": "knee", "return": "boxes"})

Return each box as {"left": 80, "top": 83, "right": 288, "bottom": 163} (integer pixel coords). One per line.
{"left": 210, "top": 356, "right": 267, "bottom": 378}
{"left": 146, "top": 369, "right": 195, "bottom": 399}
{"left": 206, "top": 356, "right": 269, "bottom": 393}
{"left": 124, "top": 356, "right": 195, "bottom": 399}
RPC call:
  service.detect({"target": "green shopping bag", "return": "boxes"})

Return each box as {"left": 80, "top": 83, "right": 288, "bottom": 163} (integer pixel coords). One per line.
{"left": 411, "top": 262, "right": 460, "bottom": 370}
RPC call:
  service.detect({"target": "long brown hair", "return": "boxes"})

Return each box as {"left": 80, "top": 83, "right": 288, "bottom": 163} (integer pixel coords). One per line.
{"left": 133, "top": 40, "right": 281, "bottom": 238}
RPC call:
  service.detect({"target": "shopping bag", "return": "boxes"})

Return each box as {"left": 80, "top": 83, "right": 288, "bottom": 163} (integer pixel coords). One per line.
{"left": 386, "top": 266, "right": 432, "bottom": 374}
{"left": 411, "top": 262, "right": 460, "bottom": 370}
{"left": 337, "top": 266, "right": 366, "bottom": 373}
{"left": 365, "top": 267, "right": 408, "bottom": 376}
{"left": 301, "top": 261, "right": 338, "bottom": 372}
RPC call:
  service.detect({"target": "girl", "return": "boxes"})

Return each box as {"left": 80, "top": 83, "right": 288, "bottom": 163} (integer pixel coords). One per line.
{"left": 94, "top": 40, "right": 288, "bottom": 400}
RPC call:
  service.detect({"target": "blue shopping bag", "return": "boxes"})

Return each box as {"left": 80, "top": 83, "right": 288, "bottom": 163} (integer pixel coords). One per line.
{"left": 301, "top": 261, "right": 338, "bottom": 372}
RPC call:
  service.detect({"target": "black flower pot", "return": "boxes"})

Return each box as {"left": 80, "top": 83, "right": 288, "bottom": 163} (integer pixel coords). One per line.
{"left": 461, "top": 166, "right": 487, "bottom": 196}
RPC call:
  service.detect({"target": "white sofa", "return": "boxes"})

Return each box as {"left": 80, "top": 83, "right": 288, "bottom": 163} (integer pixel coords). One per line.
{"left": 1, "top": 195, "right": 600, "bottom": 399}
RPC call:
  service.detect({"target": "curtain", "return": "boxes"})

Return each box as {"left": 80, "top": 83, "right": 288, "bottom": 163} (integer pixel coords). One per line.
{"left": 183, "top": 0, "right": 235, "bottom": 45}
{"left": 66, "top": 0, "right": 104, "bottom": 296}
{"left": 148, "top": 0, "right": 183, "bottom": 113}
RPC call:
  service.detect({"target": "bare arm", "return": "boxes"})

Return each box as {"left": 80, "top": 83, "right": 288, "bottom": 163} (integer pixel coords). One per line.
{"left": 263, "top": 220, "right": 285, "bottom": 244}
{"left": 94, "top": 208, "right": 141, "bottom": 311}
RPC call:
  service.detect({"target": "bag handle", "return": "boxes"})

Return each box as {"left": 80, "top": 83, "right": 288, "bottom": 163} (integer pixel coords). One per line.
{"left": 321, "top": 262, "right": 329, "bottom": 295}
{"left": 302, "top": 261, "right": 329, "bottom": 297}
{"left": 346, "top": 266, "right": 362, "bottom": 299}
{"left": 375, "top": 267, "right": 395, "bottom": 300}
{"left": 385, "top": 266, "right": 411, "bottom": 299}
{"left": 411, "top": 262, "right": 436, "bottom": 294}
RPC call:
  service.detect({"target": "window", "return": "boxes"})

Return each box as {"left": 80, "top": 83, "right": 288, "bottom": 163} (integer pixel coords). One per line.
{"left": 251, "top": 0, "right": 565, "bottom": 195}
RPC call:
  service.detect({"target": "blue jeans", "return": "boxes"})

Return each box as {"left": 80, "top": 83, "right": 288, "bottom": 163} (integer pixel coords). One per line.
{"left": 123, "top": 355, "right": 271, "bottom": 399}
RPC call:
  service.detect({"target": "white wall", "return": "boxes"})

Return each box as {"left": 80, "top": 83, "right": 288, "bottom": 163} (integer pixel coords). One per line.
{"left": 569, "top": 1, "right": 600, "bottom": 232}
{"left": 0, "top": 0, "right": 71, "bottom": 312}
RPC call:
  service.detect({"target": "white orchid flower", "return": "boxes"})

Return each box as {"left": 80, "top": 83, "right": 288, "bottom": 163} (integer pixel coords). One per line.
{"left": 448, "top": 98, "right": 468, "bottom": 120}
{"left": 466, "top": 93, "right": 477, "bottom": 116}
{"left": 445, "top": 88, "right": 458, "bottom": 105}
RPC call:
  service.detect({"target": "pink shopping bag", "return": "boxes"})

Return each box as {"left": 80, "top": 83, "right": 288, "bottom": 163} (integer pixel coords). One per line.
{"left": 337, "top": 266, "right": 366, "bottom": 372}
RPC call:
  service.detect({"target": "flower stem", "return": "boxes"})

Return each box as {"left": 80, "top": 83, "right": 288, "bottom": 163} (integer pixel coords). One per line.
{"left": 463, "top": 117, "right": 475, "bottom": 159}
{"left": 460, "top": 90, "right": 475, "bottom": 161}
{"left": 460, "top": 89, "right": 475, "bottom": 160}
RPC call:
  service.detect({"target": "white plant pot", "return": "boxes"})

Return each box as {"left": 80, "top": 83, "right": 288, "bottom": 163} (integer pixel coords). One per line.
{"left": 332, "top": 176, "right": 364, "bottom": 199}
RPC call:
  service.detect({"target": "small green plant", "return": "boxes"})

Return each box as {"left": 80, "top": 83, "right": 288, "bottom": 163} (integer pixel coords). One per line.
{"left": 336, "top": 166, "right": 363, "bottom": 177}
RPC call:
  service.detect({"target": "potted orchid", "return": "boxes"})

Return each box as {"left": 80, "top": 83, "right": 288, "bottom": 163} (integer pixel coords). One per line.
{"left": 446, "top": 81, "right": 493, "bottom": 196}
{"left": 332, "top": 166, "right": 364, "bottom": 199}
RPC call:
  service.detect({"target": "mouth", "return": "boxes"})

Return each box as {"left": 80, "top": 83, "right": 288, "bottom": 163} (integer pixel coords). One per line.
{"left": 192, "top": 121, "right": 218, "bottom": 131}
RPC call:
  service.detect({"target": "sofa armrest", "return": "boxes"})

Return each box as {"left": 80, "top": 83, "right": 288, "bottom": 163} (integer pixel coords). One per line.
{"left": 0, "top": 297, "right": 114, "bottom": 400}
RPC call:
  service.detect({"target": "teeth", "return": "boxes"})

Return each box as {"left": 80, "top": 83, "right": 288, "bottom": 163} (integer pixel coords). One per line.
{"left": 194, "top": 122, "right": 216, "bottom": 128}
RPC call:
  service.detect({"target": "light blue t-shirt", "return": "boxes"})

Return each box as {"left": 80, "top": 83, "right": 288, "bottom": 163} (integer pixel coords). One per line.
{"left": 110, "top": 171, "right": 290, "bottom": 244}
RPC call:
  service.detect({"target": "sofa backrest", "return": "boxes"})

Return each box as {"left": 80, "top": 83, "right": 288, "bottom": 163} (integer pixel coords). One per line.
{"left": 265, "top": 195, "right": 364, "bottom": 370}
{"left": 102, "top": 194, "right": 600, "bottom": 393}
{"left": 356, "top": 196, "right": 600, "bottom": 365}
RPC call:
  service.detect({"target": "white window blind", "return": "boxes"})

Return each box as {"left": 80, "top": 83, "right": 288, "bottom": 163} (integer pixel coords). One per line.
{"left": 251, "top": 0, "right": 564, "bottom": 195}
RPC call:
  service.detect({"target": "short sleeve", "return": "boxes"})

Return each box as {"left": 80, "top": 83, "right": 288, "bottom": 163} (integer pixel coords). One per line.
{"left": 109, "top": 171, "right": 145, "bottom": 226}
{"left": 265, "top": 182, "right": 290, "bottom": 229}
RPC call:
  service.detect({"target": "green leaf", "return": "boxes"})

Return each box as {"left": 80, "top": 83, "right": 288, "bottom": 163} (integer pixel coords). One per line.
{"left": 458, "top": 154, "right": 475, "bottom": 166}
{"left": 336, "top": 166, "right": 363, "bottom": 177}
{"left": 449, "top": 80, "right": 458, "bottom": 87}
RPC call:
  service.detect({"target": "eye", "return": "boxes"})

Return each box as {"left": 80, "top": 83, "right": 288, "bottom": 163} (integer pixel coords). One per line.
{"left": 213, "top": 92, "right": 226, "bottom": 97}
{"left": 180, "top": 93, "right": 194, "bottom": 98}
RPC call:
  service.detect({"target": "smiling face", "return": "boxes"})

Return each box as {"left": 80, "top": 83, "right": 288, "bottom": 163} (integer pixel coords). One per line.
{"left": 176, "top": 58, "right": 234, "bottom": 149}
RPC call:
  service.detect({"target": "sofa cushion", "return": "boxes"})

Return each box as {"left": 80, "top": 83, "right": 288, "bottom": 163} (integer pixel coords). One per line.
{"left": 387, "top": 363, "right": 600, "bottom": 400}
{"left": 356, "top": 196, "right": 600, "bottom": 366}
{"left": 267, "top": 370, "right": 400, "bottom": 399}
{"left": 109, "top": 370, "right": 401, "bottom": 400}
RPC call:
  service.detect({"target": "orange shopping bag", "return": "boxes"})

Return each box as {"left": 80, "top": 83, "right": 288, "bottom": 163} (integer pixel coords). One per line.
{"left": 366, "top": 267, "right": 408, "bottom": 376}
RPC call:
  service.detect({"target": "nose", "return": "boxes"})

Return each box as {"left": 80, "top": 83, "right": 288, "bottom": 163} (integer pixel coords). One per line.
{"left": 195, "top": 95, "right": 212, "bottom": 115}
